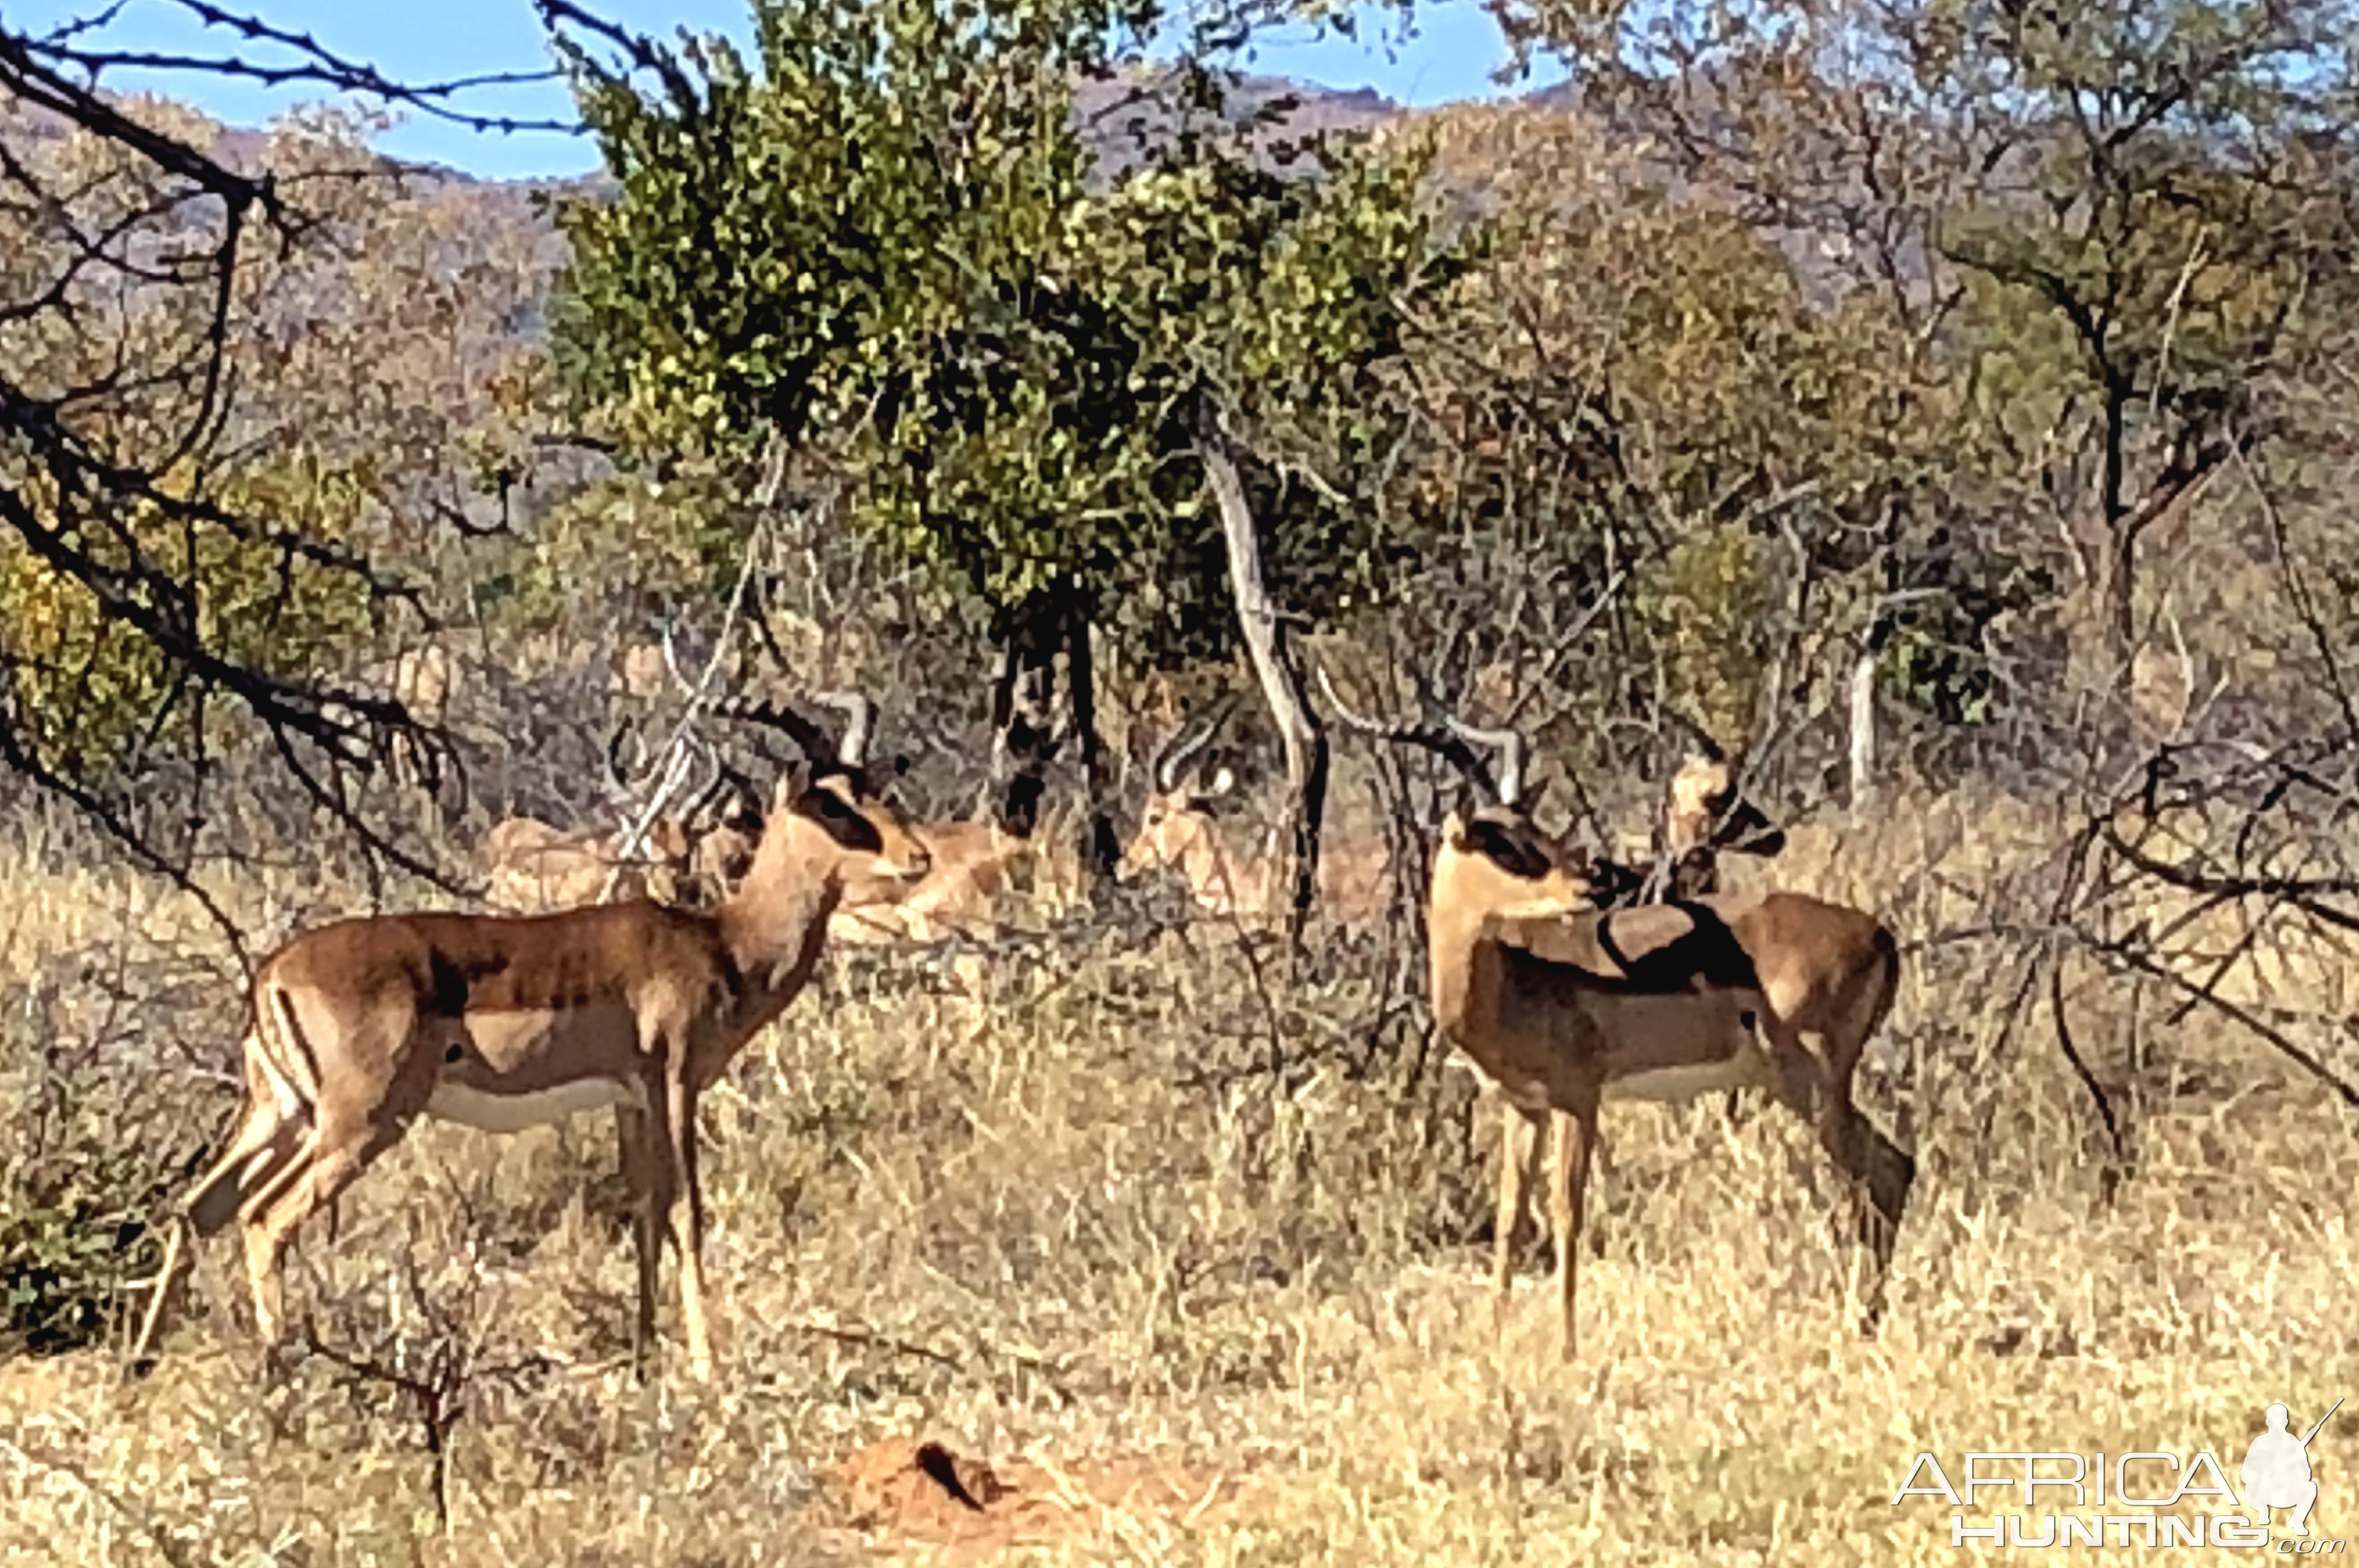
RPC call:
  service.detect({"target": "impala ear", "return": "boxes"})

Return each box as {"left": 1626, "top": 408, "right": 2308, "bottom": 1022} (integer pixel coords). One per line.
{"left": 774, "top": 761, "right": 814, "bottom": 813}
{"left": 1206, "top": 765, "right": 1236, "bottom": 798}
{"left": 861, "top": 753, "right": 911, "bottom": 797}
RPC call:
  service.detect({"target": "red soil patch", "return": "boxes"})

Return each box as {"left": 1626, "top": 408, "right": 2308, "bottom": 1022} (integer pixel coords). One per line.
{"left": 824, "top": 1436, "right": 1249, "bottom": 1555}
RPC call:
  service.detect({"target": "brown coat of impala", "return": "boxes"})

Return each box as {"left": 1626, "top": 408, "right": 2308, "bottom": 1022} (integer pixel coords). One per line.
{"left": 1122, "top": 698, "right": 1388, "bottom": 924}
{"left": 1338, "top": 706, "right": 1913, "bottom": 1361}
{"left": 478, "top": 723, "right": 733, "bottom": 914}
{"left": 170, "top": 710, "right": 930, "bottom": 1380}
{"left": 829, "top": 714, "right": 1078, "bottom": 946}
{"left": 481, "top": 814, "right": 703, "bottom": 912}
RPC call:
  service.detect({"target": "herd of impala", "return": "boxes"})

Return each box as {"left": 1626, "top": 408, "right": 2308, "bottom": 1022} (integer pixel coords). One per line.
{"left": 146, "top": 645, "right": 1915, "bottom": 1382}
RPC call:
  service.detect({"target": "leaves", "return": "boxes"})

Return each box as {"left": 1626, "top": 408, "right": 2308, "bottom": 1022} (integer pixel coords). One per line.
{"left": 544, "top": 1, "right": 1472, "bottom": 669}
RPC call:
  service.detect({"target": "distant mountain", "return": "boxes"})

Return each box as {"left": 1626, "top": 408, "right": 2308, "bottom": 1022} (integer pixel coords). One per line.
{"left": 1073, "top": 66, "right": 1402, "bottom": 180}
{"left": 310, "top": 65, "right": 1425, "bottom": 350}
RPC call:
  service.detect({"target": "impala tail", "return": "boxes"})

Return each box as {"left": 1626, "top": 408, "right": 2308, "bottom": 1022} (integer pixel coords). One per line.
{"left": 186, "top": 980, "right": 323, "bottom": 1235}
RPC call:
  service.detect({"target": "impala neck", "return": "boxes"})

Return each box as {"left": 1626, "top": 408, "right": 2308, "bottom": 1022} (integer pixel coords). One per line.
{"left": 1427, "top": 837, "right": 1591, "bottom": 1033}
{"left": 714, "top": 818, "right": 846, "bottom": 994}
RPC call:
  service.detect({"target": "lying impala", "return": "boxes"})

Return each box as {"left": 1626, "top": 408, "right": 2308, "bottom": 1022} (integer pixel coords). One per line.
{"left": 155, "top": 691, "right": 930, "bottom": 1380}
{"left": 480, "top": 722, "right": 736, "bottom": 914}
{"left": 1328, "top": 689, "right": 1913, "bottom": 1363}
{"left": 1121, "top": 693, "right": 1387, "bottom": 923}
{"left": 645, "top": 630, "right": 1080, "bottom": 938}
{"left": 827, "top": 712, "right": 1079, "bottom": 948}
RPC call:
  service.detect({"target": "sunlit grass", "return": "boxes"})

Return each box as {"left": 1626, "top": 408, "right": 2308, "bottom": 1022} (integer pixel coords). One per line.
{"left": 4, "top": 790, "right": 2355, "bottom": 1565}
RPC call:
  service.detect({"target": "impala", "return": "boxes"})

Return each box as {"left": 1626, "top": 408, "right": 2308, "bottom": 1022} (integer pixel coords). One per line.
{"left": 160, "top": 691, "right": 931, "bottom": 1380}
{"left": 1652, "top": 750, "right": 1787, "bottom": 898}
{"left": 827, "top": 712, "right": 1078, "bottom": 948}
{"left": 480, "top": 723, "right": 735, "bottom": 915}
{"left": 1576, "top": 751, "right": 1789, "bottom": 908}
{"left": 1328, "top": 692, "right": 1913, "bottom": 1362}
{"left": 1121, "top": 694, "right": 1388, "bottom": 924}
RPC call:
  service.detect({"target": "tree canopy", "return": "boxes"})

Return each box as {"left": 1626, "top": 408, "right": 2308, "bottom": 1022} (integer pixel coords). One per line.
{"left": 543, "top": 0, "right": 1473, "bottom": 673}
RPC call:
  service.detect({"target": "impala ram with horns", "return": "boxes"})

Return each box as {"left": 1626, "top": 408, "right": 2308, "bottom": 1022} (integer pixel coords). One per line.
{"left": 1326, "top": 678, "right": 1914, "bottom": 1362}
{"left": 1123, "top": 691, "right": 1387, "bottom": 924}
{"left": 147, "top": 690, "right": 931, "bottom": 1381}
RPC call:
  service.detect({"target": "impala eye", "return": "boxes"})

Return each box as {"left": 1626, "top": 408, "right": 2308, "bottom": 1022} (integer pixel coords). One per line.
{"left": 1468, "top": 818, "right": 1552, "bottom": 881}
{"left": 802, "top": 780, "right": 884, "bottom": 852}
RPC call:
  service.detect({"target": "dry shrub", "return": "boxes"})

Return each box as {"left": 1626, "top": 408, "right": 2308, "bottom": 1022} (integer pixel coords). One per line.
{"left": 2, "top": 785, "right": 2355, "bottom": 1566}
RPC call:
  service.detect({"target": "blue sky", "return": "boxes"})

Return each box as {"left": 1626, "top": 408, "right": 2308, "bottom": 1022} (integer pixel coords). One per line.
{"left": 8, "top": 1, "right": 1563, "bottom": 180}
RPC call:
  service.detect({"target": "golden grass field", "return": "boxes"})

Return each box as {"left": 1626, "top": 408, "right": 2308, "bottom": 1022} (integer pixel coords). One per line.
{"left": 3, "top": 786, "right": 2357, "bottom": 1566}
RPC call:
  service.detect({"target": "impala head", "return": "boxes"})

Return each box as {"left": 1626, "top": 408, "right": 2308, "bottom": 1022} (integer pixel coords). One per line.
{"left": 1430, "top": 722, "right": 1595, "bottom": 916}
{"left": 675, "top": 762, "right": 765, "bottom": 901}
{"left": 1120, "top": 691, "right": 1244, "bottom": 882}
{"left": 1664, "top": 752, "right": 1785, "bottom": 860}
{"left": 1318, "top": 665, "right": 1591, "bottom": 915}
{"left": 717, "top": 690, "right": 931, "bottom": 909}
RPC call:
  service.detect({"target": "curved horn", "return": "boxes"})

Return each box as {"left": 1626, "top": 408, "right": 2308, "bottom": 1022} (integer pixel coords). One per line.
{"left": 605, "top": 717, "right": 654, "bottom": 798}
{"left": 818, "top": 691, "right": 874, "bottom": 767}
{"left": 676, "top": 736, "right": 728, "bottom": 827}
{"left": 660, "top": 617, "right": 693, "bottom": 693}
{"left": 642, "top": 732, "right": 704, "bottom": 823}
{"left": 709, "top": 693, "right": 835, "bottom": 762}
{"left": 1152, "top": 689, "right": 1240, "bottom": 793}
{"left": 716, "top": 760, "right": 764, "bottom": 826}
{"left": 1445, "top": 717, "right": 1526, "bottom": 807}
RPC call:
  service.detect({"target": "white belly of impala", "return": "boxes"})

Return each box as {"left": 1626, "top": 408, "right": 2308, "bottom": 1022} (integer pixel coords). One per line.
{"left": 1605, "top": 1059, "right": 1758, "bottom": 1104}
{"left": 427, "top": 1076, "right": 649, "bottom": 1133}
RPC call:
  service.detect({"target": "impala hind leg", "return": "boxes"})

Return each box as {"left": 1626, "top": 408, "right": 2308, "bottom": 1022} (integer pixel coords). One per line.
{"left": 236, "top": 1118, "right": 402, "bottom": 1346}
{"left": 1761, "top": 1034, "right": 1913, "bottom": 1332}
{"left": 615, "top": 1100, "right": 666, "bottom": 1380}
{"left": 184, "top": 1036, "right": 305, "bottom": 1237}
{"left": 1832, "top": 1091, "right": 1913, "bottom": 1332}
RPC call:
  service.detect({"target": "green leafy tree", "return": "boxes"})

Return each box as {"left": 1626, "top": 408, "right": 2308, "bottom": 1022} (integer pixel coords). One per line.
{"left": 1396, "top": 103, "right": 2034, "bottom": 796}
{"left": 539, "top": 0, "right": 1473, "bottom": 899}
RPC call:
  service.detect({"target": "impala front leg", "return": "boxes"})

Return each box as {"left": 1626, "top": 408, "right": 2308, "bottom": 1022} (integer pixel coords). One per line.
{"left": 1550, "top": 1102, "right": 1597, "bottom": 1365}
{"left": 1492, "top": 1100, "right": 1545, "bottom": 1331}
{"left": 663, "top": 1070, "right": 714, "bottom": 1379}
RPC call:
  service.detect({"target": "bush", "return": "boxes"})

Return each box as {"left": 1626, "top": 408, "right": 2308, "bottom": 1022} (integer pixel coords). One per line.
{"left": 0, "top": 948, "right": 228, "bottom": 1356}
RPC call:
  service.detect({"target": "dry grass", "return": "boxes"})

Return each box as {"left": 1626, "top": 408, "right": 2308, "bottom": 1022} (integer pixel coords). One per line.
{"left": 4, "top": 791, "right": 2358, "bottom": 1566}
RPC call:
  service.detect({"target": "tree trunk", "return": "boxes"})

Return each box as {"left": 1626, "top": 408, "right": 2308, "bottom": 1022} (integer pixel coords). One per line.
{"left": 1849, "top": 548, "right": 1899, "bottom": 814}
{"left": 2104, "top": 517, "right": 2139, "bottom": 683}
{"left": 1061, "top": 583, "right": 1121, "bottom": 883}
{"left": 1847, "top": 645, "right": 1877, "bottom": 814}
{"left": 1201, "top": 443, "right": 1327, "bottom": 945}
{"left": 990, "top": 587, "right": 1115, "bottom": 889}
